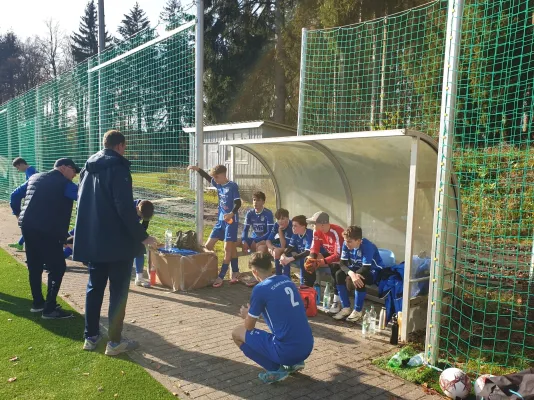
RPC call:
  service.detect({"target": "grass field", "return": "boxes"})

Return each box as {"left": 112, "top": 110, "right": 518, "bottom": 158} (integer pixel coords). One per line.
{"left": 0, "top": 248, "right": 176, "bottom": 400}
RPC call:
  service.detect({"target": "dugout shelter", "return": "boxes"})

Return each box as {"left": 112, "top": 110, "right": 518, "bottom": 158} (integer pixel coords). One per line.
{"left": 220, "top": 129, "right": 461, "bottom": 341}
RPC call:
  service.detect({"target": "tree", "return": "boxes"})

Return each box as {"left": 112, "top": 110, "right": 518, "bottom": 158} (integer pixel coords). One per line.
{"left": 71, "top": 0, "right": 112, "bottom": 63}
{"left": 160, "top": 0, "right": 190, "bottom": 30}
{"left": 39, "top": 19, "right": 66, "bottom": 79}
{"left": 118, "top": 2, "right": 150, "bottom": 40}
{"left": 18, "top": 36, "right": 47, "bottom": 92}
{"left": 0, "top": 32, "right": 23, "bottom": 103}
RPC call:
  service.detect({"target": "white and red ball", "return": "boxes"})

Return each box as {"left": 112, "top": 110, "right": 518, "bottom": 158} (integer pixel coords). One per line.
{"left": 474, "top": 374, "right": 495, "bottom": 397}
{"left": 439, "top": 368, "right": 472, "bottom": 399}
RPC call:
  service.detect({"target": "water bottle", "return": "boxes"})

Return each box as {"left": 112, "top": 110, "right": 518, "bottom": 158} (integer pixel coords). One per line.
{"left": 362, "top": 308, "right": 370, "bottom": 338}
{"left": 313, "top": 283, "right": 321, "bottom": 305}
{"left": 407, "top": 353, "right": 424, "bottom": 367}
{"left": 164, "top": 229, "right": 173, "bottom": 251}
{"left": 369, "top": 306, "right": 377, "bottom": 335}
{"left": 323, "top": 282, "right": 332, "bottom": 309}
{"left": 390, "top": 314, "right": 399, "bottom": 345}
{"left": 379, "top": 307, "right": 387, "bottom": 330}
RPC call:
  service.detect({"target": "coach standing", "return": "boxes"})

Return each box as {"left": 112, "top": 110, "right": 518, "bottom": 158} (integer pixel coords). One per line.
{"left": 73, "top": 130, "right": 156, "bottom": 356}
{"left": 19, "top": 158, "right": 80, "bottom": 319}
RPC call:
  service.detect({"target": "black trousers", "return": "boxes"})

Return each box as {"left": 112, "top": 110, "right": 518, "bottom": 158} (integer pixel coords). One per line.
{"left": 22, "top": 228, "right": 67, "bottom": 313}
{"left": 330, "top": 264, "right": 374, "bottom": 292}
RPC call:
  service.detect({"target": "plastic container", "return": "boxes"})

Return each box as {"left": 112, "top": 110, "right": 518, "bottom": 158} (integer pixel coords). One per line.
{"left": 164, "top": 230, "right": 173, "bottom": 251}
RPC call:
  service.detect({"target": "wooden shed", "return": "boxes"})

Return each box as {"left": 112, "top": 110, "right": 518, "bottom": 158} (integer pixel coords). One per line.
{"left": 184, "top": 121, "right": 296, "bottom": 199}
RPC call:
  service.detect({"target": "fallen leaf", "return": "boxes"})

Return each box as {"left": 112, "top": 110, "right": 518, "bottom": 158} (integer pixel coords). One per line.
{"left": 7, "top": 318, "right": 12, "bottom": 322}
{"left": 172, "top": 393, "right": 179, "bottom": 397}
{"left": 130, "top": 319, "right": 137, "bottom": 323}
{"left": 156, "top": 364, "right": 161, "bottom": 370}
{"left": 97, "top": 386, "right": 104, "bottom": 392}
{"left": 152, "top": 314, "right": 159, "bottom": 317}
{"left": 184, "top": 391, "right": 190, "bottom": 396}
{"left": 9, "top": 356, "right": 19, "bottom": 362}
{"left": 8, "top": 377, "right": 16, "bottom": 383}
{"left": 83, "top": 373, "right": 90, "bottom": 376}
{"left": 120, "top": 371, "right": 125, "bottom": 376}
{"left": 27, "top": 347, "right": 33, "bottom": 350}
{"left": 114, "top": 394, "right": 119, "bottom": 398}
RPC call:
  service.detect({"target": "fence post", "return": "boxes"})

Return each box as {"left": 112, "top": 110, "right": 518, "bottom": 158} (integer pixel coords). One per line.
{"left": 425, "top": 0, "right": 465, "bottom": 367}
{"left": 297, "top": 28, "right": 308, "bottom": 136}
{"left": 195, "top": 0, "right": 205, "bottom": 244}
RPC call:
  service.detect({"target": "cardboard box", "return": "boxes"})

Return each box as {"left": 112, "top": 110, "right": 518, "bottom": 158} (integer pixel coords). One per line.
{"left": 149, "top": 248, "right": 218, "bottom": 291}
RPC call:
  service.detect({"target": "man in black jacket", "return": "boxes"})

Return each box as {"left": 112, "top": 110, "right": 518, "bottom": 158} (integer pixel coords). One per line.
{"left": 19, "top": 158, "right": 80, "bottom": 319}
{"left": 74, "top": 130, "right": 156, "bottom": 355}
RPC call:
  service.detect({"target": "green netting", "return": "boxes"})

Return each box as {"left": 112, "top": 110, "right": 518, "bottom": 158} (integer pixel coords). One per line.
{"left": 299, "top": 0, "right": 534, "bottom": 376}
{"left": 0, "top": 22, "right": 196, "bottom": 240}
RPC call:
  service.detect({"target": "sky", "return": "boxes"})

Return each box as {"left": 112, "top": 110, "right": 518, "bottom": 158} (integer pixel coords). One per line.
{"left": 0, "top": 0, "right": 194, "bottom": 40}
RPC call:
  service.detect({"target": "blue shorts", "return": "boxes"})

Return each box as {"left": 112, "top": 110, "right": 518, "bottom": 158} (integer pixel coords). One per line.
{"left": 244, "top": 328, "right": 312, "bottom": 367}
{"left": 210, "top": 220, "right": 238, "bottom": 242}
{"left": 243, "top": 237, "right": 264, "bottom": 246}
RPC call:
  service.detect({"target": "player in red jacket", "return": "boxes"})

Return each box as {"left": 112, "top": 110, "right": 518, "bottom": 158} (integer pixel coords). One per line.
{"left": 304, "top": 211, "right": 345, "bottom": 314}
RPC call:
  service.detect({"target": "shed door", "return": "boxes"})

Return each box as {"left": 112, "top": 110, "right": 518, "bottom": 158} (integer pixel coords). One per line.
{"left": 206, "top": 143, "right": 219, "bottom": 171}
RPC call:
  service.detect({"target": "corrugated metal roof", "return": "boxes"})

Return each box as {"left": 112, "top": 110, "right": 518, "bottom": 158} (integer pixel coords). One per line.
{"left": 183, "top": 120, "right": 296, "bottom": 134}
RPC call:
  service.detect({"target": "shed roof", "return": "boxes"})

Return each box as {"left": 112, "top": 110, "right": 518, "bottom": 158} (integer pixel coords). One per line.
{"left": 183, "top": 120, "right": 296, "bottom": 134}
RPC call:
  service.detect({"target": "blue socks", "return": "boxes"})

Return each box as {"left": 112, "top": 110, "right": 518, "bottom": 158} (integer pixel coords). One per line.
{"left": 219, "top": 263, "right": 229, "bottom": 279}
{"left": 231, "top": 258, "right": 239, "bottom": 273}
{"left": 336, "top": 284, "right": 351, "bottom": 308}
{"left": 354, "top": 290, "right": 367, "bottom": 311}
{"left": 283, "top": 264, "right": 291, "bottom": 277}
{"left": 275, "top": 259, "right": 282, "bottom": 275}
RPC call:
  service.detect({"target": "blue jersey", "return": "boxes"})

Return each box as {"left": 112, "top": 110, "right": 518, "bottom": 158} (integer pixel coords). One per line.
{"left": 211, "top": 178, "right": 240, "bottom": 222}
{"left": 26, "top": 166, "right": 37, "bottom": 180}
{"left": 267, "top": 220, "right": 293, "bottom": 246}
{"left": 248, "top": 275, "right": 313, "bottom": 346}
{"left": 242, "top": 208, "right": 274, "bottom": 241}
{"left": 341, "top": 238, "right": 384, "bottom": 272}
{"left": 289, "top": 228, "right": 314, "bottom": 253}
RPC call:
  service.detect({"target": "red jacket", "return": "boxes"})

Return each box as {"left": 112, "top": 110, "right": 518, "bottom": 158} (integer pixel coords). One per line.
{"left": 309, "top": 224, "right": 345, "bottom": 265}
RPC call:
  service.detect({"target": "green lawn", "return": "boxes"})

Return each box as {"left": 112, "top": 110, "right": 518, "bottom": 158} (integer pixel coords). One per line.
{"left": 0, "top": 249, "right": 177, "bottom": 400}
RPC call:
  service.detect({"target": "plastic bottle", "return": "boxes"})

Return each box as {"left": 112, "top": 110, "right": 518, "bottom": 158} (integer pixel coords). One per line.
{"left": 323, "top": 282, "right": 332, "bottom": 309}
{"left": 369, "top": 306, "right": 377, "bottom": 335}
{"left": 362, "top": 307, "right": 370, "bottom": 338}
{"left": 390, "top": 314, "right": 399, "bottom": 345}
{"left": 165, "top": 229, "right": 173, "bottom": 251}
{"left": 313, "top": 283, "right": 321, "bottom": 305}
{"left": 150, "top": 267, "right": 156, "bottom": 286}
{"left": 388, "top": 352, "right": 403, "bottom": 368}
{"left": 379, "top": 307, "right": 387, "bottom": 330}
{"left": 407, "top": 353, "right": 425, "bottom": 367}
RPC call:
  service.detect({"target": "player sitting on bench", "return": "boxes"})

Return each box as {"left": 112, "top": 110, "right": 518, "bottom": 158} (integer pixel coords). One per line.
{"left": 333, "top": 225, "right": 385, "bottom": 322}
{"left": 303, "top": 211, "right": 345, "bottom": 314}
{"left": 240, "top": 191, "right": 274, "bottom": 254}
{"left": 258, "top": 208, "right": 293, "bottom": 276}
{"left": 279, "top": 215, "right": 315, "bottom": 284}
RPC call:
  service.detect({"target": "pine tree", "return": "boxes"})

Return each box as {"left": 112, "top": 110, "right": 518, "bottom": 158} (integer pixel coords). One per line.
{"left": 71, "top": 0, "right": 112, "bottom": 63}
{"left": 118, "top": 2, "right": 150, "bottom": 40}
{"left": 160, "top": 0, "right": 190, "bottom": 30}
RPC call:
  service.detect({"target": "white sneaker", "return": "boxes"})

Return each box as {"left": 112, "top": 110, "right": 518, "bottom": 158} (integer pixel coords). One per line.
{"left": 346, "top": 310, "right": 364, "bottom": 323}
{"left": 135, "top": 278, "right": 150, "bottom": 288}
{"left": 327, "top": 301, "right": 342, "bottom": 314}
{"left": 332, "top": 307, "right": 352, "bottom": 320}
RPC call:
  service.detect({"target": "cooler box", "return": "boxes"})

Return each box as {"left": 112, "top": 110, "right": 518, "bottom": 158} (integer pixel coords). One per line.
{"left": 149, "top": 247, "right": 218, "bottom": 291}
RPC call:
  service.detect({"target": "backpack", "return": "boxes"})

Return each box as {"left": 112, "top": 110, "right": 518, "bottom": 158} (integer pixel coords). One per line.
{"left": 298, "top": 285, "right": 318, "bottom": 317}
{"left": 174, "top": 230, "right": 199, "bottom": 251}
{"left": 477, "top": 369, "right": 534, "bottom": 400}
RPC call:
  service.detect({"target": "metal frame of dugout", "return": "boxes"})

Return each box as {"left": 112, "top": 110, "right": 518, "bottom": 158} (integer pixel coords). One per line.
{"left": 220, "top": 129, "right": 461, "bottom": 342}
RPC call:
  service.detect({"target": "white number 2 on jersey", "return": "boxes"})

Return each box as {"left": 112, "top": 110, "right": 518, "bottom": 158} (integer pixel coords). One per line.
{"left": 285, "top": 287, "right": 300, "bottom": 307}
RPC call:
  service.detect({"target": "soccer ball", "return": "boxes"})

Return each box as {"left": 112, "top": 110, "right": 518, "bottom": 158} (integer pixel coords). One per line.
{"left": 439, "top": 368, "right": 472, "bottom": 399}
{"left": 474, "top": 374, "right": 495, "bottom": 397}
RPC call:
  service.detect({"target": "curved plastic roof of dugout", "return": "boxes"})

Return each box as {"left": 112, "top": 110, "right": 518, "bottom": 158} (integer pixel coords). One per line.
{"left": 220, "top": 129, "right": 460, "bottom": 274}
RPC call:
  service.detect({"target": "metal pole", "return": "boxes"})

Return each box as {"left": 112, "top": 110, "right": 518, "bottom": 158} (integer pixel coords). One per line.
{"left": 402, "top": 136, "right": 419, "bottom": 342}
{"left": 195, "top": 0, "right": 205, "bottom": 244}
{"left": 97, "top": 0, "right": 105, "bottom": 146}
{"left": 297, "top": 28, "right": 308, "bottom": 136}
{"left": 425, "top": 0, "right": 464, "bottom": 367}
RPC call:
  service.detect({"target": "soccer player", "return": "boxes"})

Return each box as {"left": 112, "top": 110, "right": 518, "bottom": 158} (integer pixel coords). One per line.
{"left": 9, "top": 157, "right": 38, "bottom": 251}
{"left": 188, "top": 164, "right": 241, "bottom": 287}
{"left": 240, "top": 191, "right": 274, "bottom": 254}
{"left": 304, "top": 211, "right": 345, "bottom": 314}
{"left": 279, "top": 215, "right": 314, "bottom": 282}
{"left": 258, "top": 208, "right": 293, "bottom": 276}
{"left": 133, "top": 200, "right": 155, "bottom": 288}
{"left": 333, "top": 225, "right": 385, "bottom": 322}
{"left": 232, "top": 252, "right": 314, "bottom": 384}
